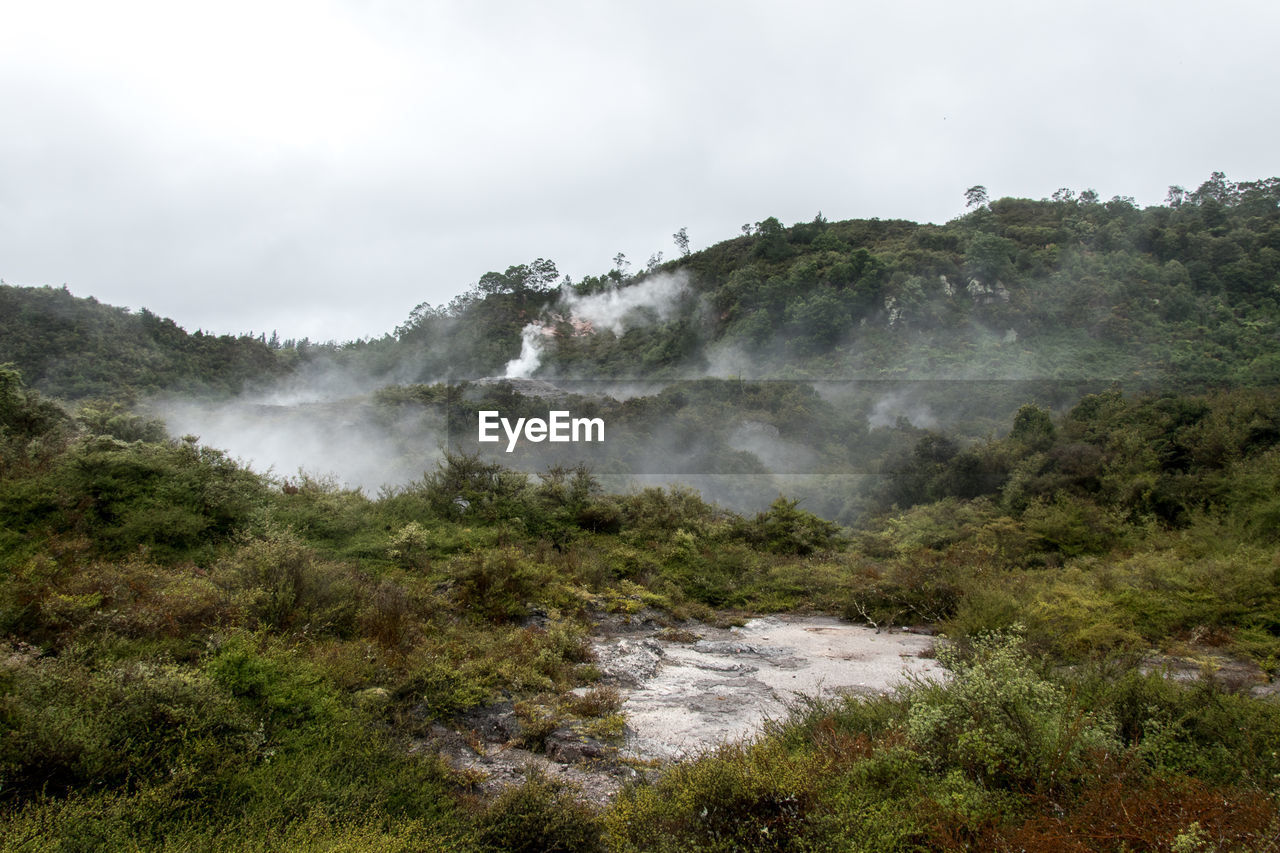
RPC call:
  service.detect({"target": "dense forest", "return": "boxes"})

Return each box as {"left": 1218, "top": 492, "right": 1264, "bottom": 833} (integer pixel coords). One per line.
{"left": 3, "top": 173, "right": 1280, "bottom": 850}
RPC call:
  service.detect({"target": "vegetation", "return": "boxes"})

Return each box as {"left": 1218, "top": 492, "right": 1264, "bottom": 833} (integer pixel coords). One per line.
{"left": 607, "top": 633, "right": 1280, "bottom": 851}
{"left": 6, "top": 173, "right": 1280, "bottom": 399}
{"left": 0, "top": 286, "right": 299, "bottom": 399}
{"left": 3, "top": 172, "right": 1280, "bottom": 849}
{"left": 3, "top": 358, "right": 1279, "bottom": 848}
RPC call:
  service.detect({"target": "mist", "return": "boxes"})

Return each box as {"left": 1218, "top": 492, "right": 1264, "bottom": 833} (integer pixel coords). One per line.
{"left": 866, "top": 390, "right": 939, "bottom": 430}
{"left": 152, "top": 367, "right": 447, "bottom": 493}
{"left": 141, "top": 258, "right": 1107, "bottom": 525}
{"left": 506, "top": 271, "right": 693, "bottom": 379}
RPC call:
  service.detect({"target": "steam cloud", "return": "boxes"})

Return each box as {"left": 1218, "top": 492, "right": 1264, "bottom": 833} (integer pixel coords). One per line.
{"left": 144, "top": 264, "right": 1077, "bottom": 524}
{"left": 867, "top": 391, "right": 939, "bottom": 430}
{"left": 504, "top": 325, "right": 546, "bottom": 379}
{"left": 152, "top": 365, "right": 445, "bottom": 493}
{"left": 505, "top": 271, "right": 692, "bottom": 378}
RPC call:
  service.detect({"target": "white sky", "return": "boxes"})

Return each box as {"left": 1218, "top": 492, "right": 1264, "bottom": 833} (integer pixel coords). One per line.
{"left": 2, "top": 0, "right": 1276, "bottom": 341}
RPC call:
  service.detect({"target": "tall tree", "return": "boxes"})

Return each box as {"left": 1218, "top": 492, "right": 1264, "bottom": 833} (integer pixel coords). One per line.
{"left": 673, "top": 227, "right": 691, "bottom": 257}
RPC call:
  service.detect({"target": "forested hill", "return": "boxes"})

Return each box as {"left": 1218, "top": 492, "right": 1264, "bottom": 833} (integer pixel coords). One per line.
{"left": 480, "top": 172, "right": 1280, "bottom": 387}
{"left": 6, "top": 172, "right": 1280, "bottom": 398}
{"left": 0, "top": 285, "right": 293, "bottom": 399}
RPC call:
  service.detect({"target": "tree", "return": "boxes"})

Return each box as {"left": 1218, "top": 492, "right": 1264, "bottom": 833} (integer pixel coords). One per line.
{"left": 475, "top": 259, "right": 560, "bottom": 297}
{"left": 673, "top": 227, "right": 690, "bottom": 257}
{"left": 522, "top": 258, "right": 560, "bottom": 292}
{"left": 0, "top": 365, "right": 67, "bottom": 445}
{"left": 751, "top": 217, "right": 790, "bottom": 261}
{"left": 965, "top": 185, "right": 989, "bottom": 209}
{"left": 1189, "top": 171, "right": 1237, "bottom": 206}
{"left": 1009, "top": 404, "right": 1056, "bottom": 452}
{"left": 965, "top": 233, "right": 1017, "bottom": 283}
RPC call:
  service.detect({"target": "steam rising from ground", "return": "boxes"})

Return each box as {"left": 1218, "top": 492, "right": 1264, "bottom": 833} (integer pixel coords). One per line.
{"left": 146, "top": 265, "right": 1088, "bottom": 520}
{"left": 506, "top": 272, "right": 692, "bottom": 379}
{"left": 504, "top": 325, "right": 546, "bottom": 379}
{"left": 727, "top": 422, "right": 817, "bottom": 473}
{"left": 565, "top": 272, "right": 690, "bottom": 335}
{"left": 867, "top": 390, "right": 939, "bottom": 430}
{"left": 154, "top": 374, "right": 445, "bottom": 493}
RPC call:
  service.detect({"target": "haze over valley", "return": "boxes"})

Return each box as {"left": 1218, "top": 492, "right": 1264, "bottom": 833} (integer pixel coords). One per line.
{"left": 4, "top": 2, "right": 1280, "bottom": 847}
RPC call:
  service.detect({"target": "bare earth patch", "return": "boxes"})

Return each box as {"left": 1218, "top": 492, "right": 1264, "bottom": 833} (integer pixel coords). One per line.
{"left": 423, "top": 614, "right": 945, "bottom": 805}
{"left": 594, "top": 614, "right": 944, "bottom": 761}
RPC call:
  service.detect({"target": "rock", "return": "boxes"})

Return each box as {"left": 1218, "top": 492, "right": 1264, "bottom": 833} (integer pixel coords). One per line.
{"left": 595, "top": 637, "right": 665, "bottom": 686}
{"left": 1139, "top": 650, "right": 1267, "bottom": 694}
{"left": 545, "top": 728, "right": 614, "bottom": 765}
{"left": 523, "top": 606, "right": 552, "bottom": 630}
{"left": 1251, "top": 677, "right": 1280, "bottom": 701}
{"left": 460, "top": 701, "right": 521, "bottom": 744}
{"left": 692, "top": 640, "right": 786, "bottom": 657}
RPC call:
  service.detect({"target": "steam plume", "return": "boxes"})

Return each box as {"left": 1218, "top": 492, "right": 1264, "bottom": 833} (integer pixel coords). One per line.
{"left": 505, "top": 271, "right": 692, "bottom": 378}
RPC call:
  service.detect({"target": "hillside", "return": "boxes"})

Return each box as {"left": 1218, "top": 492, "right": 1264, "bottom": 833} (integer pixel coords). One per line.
{"left": 3, "top": 173, "right": 1280, "bottom": 850}
{"left": 0, "top": 284, "right": 293, "bottom": 399}
{"left": 392, "top": 173, "right": 1280, "bottom": 388}
{"left": 5, "top": 172, "right": 1280, "bottom": 401}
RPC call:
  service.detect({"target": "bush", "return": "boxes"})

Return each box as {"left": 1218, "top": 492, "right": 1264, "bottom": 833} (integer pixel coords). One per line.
{"left": 398, "top": 656, "right": 492, "bottom": 720}
{"left": 737, "top": 497, "right": 841, "bottom": 555}
{"left": 475, "top": 769, "right": 604, "bottom": 853}
{"left": 419, "top": 450, "right": 536, "bottom": 522}
{"left": 214, "top": 526, "right": 358, "bottom": 634}
{"left": 1023, "top": 494, "right": 1123, "bottom": 557}
{"left": 903, "top": 627, "right": 1118, "bottom": 793}
{"left": 0, "top": 649, "right": 255, "bottom": 802}
{"left": 451, "top": 546, "right": 547, "bottom": 623}
{"left": 576, "top": 499, "right": 623, "bottom": 534}
{"left": 607, "top": 740, "right": 818, "bottom": 852}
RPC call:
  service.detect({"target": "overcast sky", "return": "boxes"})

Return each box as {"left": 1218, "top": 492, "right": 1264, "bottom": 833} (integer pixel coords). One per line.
{"left": 2, "top": 0, "right": 1276, "bottom": 342}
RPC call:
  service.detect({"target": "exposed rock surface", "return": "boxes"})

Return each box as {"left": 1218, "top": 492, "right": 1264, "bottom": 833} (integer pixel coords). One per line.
{"left": 421, "top": 614, "right": 944, "bottom": 804}
{"left": 423, "top": 617, "right": 1277, "bottom": 807}
{"left": 595, "top": 615, "right": 943, "bottom": 761}
{"left": 1139, "top": 647, "right": 1279, "bottom": 699}
{"left": 410, "top": 721, "right": 642, "bottom": 809}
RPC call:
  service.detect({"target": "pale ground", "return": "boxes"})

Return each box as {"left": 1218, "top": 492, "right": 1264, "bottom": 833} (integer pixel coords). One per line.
{"left": 425, "top": 615, "right": 1276, "bottom": 804}
{"left": 423, "top": 614, "right": 946, "bottom": 806}
{"left": 594, "top": 614, "right": 945, "bottom": 761}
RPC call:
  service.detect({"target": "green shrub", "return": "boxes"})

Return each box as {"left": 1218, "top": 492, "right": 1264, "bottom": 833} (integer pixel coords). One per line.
{"left": 475, "top": 769, "right": 604, "bottom": 853}
{"left": 943, "top": 583, "right": 1023, "bottom": 640}
{"left": 1100, "top": 669, "right": 1280, "bottom": 786}
{"left": 0, "top": 649, "right": 255, "bottom": 802}
{"left": 1023, "top": 494, "right": 1123, "bottom": 557}
{"left": 54, "top": 436, "right": 263, "bottom": 560}
{"left": 214, "top": 526, "right": 359, "bottom": 634}
{"left": 903, "top": 627, "right": 1118, "bottom": 793}
{"left": 451, "top": 546, "right": 553, "bottom": 623}
{"left": 576, "top": 499, "right": 623, "bottom": 534}
{"left": 396, "top": 657, "right": 492, "bottom": 720}
{"left": 737, "top": 496, "right": 841, "bottom": 555}
{"left": 607, "top": 741, "right": 818, "bottom": 852}
{"left": 386, "top": 520, "right": 432, "bottom": 569}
